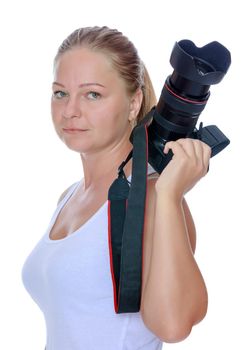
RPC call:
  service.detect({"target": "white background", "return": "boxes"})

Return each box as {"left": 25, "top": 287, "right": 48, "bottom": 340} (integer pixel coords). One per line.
{"left": 0, "top": 0, "right": 244, "bottom": 349}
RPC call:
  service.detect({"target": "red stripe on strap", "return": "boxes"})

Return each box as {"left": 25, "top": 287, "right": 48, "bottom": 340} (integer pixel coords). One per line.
{"left": 141, "top": 125, "right": 149, "bottom": 304}
{"left": 107, "top": 200, "right": 119, "bottom": 313}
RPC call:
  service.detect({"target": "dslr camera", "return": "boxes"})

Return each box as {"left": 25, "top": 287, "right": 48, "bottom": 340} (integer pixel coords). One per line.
{"left": 130, "top": 40, "right": 231, "bottom": 173}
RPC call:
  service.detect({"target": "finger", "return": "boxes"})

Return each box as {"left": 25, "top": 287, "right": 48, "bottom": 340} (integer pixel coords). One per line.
{"left": 176, "top": 138, "right": 209, "bottom": 162}
{"left": 192, "top": 139, "right": 205, "bottom": 162}
{"left": 202, "top": 143, "right": 212, "bottom": 171}
{"left": 182, "top": 139, "right": 211, "bottom": 173}
{"left": 191, "top": 140, "right": 211, "bottom": 174}
{"left": 175, "top": 138, "right": 197, "bottom": 159}
{"left": 190, "top": 140, "right": 208, "bottom": 176}
{"left": 164, "top": 140, "right": 187, "bottom": 157}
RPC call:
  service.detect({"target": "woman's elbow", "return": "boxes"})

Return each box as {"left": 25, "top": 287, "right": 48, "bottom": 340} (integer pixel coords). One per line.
{"left": 160, "top": 324, "right": 193, "bottom": 343}
{"left": 143, "top": 317, "right": 193, "bottom": 343}
{"left": 142, "top": 304, "right": 208, "bottom": 343}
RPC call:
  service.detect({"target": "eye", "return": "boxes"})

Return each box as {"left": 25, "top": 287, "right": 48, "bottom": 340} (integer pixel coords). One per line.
{"left": 87, "top": 91, "right": 101, "bottom": 100}
{"left": 52, "top": 90, "right": 68, "bottom": 99}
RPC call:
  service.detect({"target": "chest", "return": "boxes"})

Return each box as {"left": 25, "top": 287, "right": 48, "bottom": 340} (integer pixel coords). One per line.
{"left": 22, "top": 202, "right": 113, "bottom": 313}
{"left": 49, "top": 186, "right": 108, "bottom": 240}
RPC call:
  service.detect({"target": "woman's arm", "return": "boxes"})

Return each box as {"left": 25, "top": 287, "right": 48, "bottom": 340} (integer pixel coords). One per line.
{"left": 140, "top": 138, "right": 211, "bottom": 343}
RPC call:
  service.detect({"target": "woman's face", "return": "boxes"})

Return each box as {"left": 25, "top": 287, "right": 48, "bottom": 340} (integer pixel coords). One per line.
{"left": 51, "top": 48, "right": 140, "bottom": 155}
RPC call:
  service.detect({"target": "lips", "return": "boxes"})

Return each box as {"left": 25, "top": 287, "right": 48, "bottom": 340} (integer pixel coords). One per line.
{"left": 62, "top": 128, "right": 89, "bottom": 134}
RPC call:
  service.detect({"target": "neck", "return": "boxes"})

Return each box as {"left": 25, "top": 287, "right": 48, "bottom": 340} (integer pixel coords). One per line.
{"left": 80, "top": 135, "right": 133, "bottom": 191}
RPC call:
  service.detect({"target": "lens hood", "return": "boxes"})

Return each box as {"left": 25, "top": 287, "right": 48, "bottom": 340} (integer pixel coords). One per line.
{"left": 170, "top": 40, "right": 231, "bottom": 85}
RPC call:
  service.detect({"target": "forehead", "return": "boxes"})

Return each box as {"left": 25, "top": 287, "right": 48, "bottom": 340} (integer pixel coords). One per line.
{"left": 54, "top": 48, "right": 119, "bottom": 84}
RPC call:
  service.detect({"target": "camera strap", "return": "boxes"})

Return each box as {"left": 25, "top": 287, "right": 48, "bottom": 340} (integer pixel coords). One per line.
{"left": 108, "top": 122, "right": 148, "bottom": 313}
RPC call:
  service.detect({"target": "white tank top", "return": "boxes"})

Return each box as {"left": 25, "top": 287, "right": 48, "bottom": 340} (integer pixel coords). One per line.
{"left": 22, "top": 170, "right": 163, "bottom": 350}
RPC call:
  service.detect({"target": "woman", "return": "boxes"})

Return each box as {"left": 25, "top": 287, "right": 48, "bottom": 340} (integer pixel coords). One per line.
{"left": 22, "top": 26, "right": 211, "bottom": 349}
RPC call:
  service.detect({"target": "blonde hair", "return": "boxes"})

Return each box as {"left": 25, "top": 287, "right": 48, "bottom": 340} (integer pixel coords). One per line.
{"left": 54, "top": 26, "right": 157, "bottom": 123}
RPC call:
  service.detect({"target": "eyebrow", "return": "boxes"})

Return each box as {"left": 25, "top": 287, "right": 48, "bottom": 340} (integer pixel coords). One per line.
{"left": 52, "top": 82, "right": 105, "bottom": 88}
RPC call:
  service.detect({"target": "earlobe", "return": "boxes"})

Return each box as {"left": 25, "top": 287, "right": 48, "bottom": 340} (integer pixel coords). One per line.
{"left": 129, "top": 118, "right": 137, "bottom": 129}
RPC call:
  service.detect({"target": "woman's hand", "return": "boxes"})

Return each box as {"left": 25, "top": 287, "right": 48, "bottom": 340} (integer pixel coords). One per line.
{"left": 155, "top": 138, "right": 211, "bottom": 200}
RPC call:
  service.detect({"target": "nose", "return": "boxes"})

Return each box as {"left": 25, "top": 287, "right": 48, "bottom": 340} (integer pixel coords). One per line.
{"left": 62, "top": 96, "right": 81, "bottom": 119}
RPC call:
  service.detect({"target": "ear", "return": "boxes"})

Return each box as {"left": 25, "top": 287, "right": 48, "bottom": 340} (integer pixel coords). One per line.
{"left": 128, "top": 88, "right": 143, "bottom": 123}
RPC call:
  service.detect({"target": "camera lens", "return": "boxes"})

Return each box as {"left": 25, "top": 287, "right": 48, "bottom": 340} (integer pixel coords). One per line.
{"left": 150, "top": 40, "right": 231, "bottom": 142}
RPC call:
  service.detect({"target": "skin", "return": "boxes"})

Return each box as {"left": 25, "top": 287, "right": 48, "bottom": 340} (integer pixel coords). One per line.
{"left": 51, "top": 48, "right": 141, "bottom": 188}
{"left": 51, "top": 47, "right": 211, "bottom": 342}
{"left": 141, "top": 139, "right": 211, "bottom": 342}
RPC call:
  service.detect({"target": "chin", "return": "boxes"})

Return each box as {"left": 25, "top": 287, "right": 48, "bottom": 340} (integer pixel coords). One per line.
{"left": 65, "top": 143, "right": 93, "bottom": 154}
{"left": 60, "top": 137, "right": 90, "bottom": 152}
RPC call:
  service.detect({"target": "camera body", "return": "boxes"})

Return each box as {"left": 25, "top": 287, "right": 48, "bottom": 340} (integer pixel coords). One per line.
{"left": 130, "top": 40, "right": 231, "bottom": 173}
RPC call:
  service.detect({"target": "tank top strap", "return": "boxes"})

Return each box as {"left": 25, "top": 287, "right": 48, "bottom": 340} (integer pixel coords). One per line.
{"left": 57, "top": 181, "right": 81, "bottom": 210}
{"left": 57, "top": 181, "right": 81, "bottom": 209}
{"left": 45, "top": 181, "right": 81, "bottom": 237}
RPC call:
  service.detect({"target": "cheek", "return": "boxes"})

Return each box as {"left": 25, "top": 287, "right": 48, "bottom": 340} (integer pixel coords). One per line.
{"left": 51, "top": 101, "right": 63, "bottom": 135}
{"left": 94, "top": 112, "right": 127, "bottom": 141}
{"left": 93, "top": 100, "right": 130, "bottom": 130}
{"left": 51, "top": 99, "right": 56, "bottom": 118}
{"left": 51, "top": 101, "right": 61, "bottom": 123}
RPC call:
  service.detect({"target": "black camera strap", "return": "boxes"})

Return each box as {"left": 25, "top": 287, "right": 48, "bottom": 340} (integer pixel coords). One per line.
{"left": 108, "top": 122, "right": 148, "bottom": 313}
{"left": 107, "top": 105, "right": 230, "bottom": 314}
